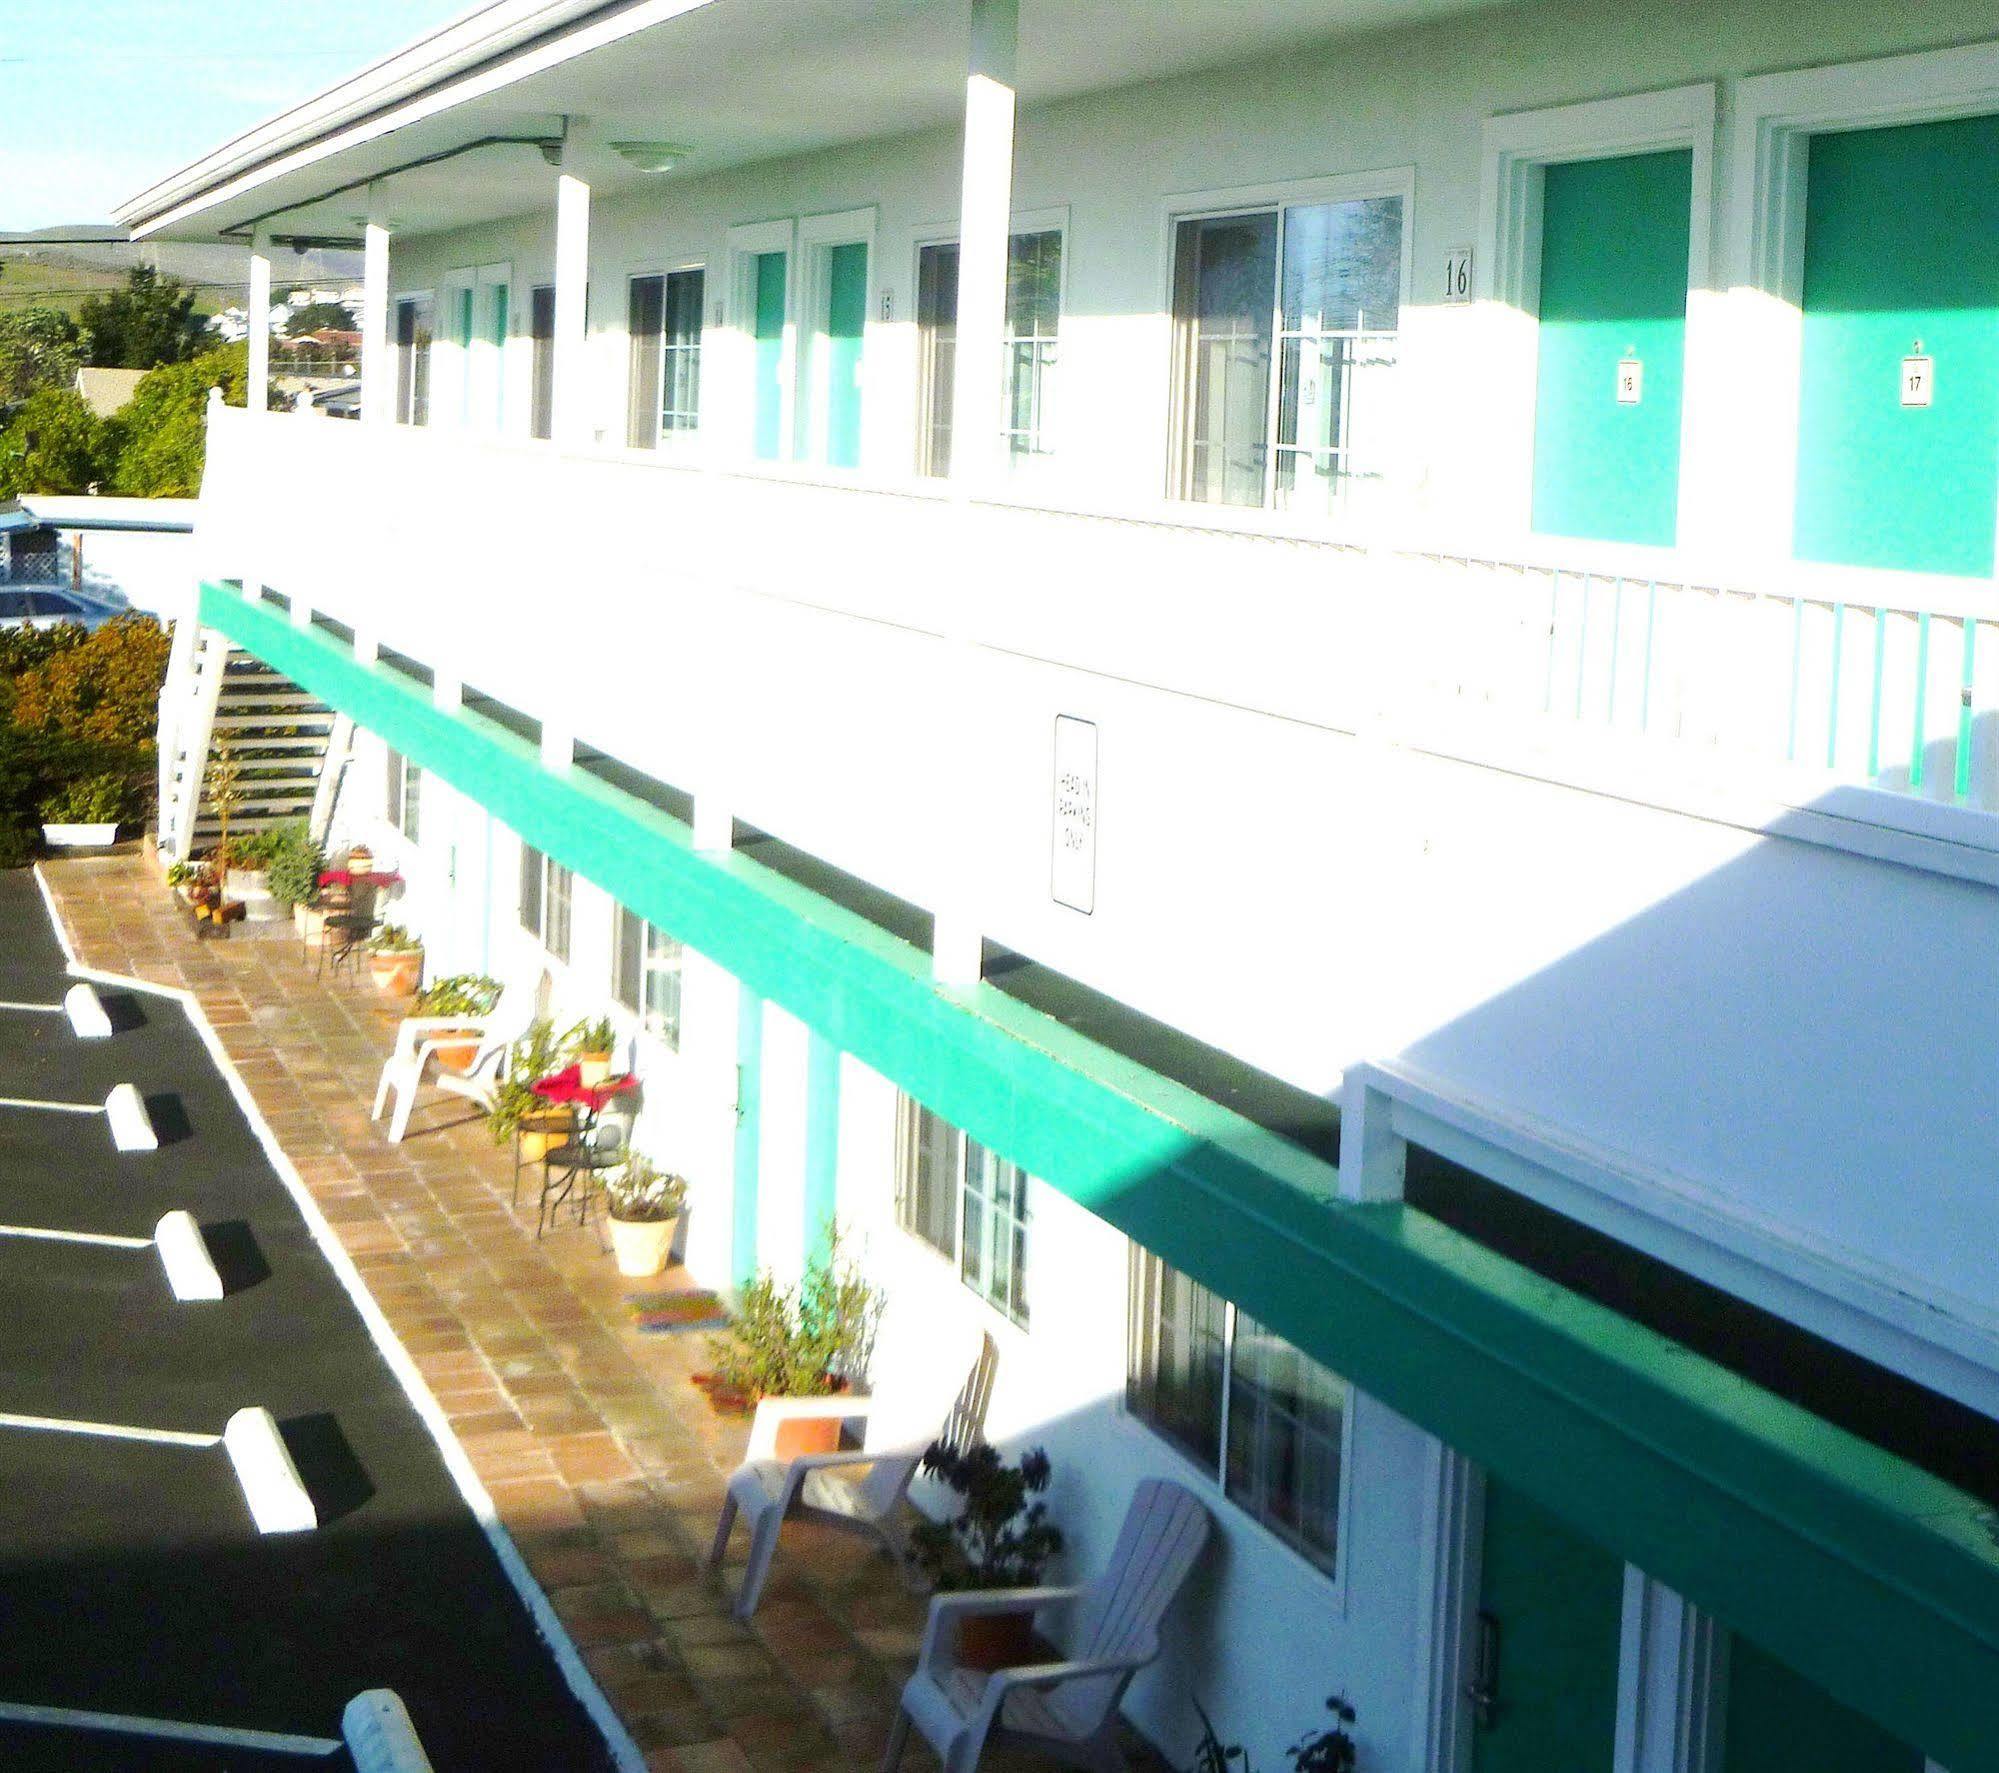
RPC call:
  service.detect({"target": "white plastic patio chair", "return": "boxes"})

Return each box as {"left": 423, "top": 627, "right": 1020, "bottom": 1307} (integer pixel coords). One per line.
{"left": 706, "top": 1297, "right": 990, "bottom": 1622}
{"left": 880, "top": 1477, "right": 1212, "bottom": 1773}
{"left": 369, "top": 973, "right": 546, "bottom": 1143}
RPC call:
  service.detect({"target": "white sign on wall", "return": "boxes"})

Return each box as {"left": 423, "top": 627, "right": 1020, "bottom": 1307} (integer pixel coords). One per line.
{"left": 1442, "top": 245, "right": 1474, "bottom": 305}
{"left": 1902, "top": 354, "right": 1934, "bottom": 408}
{"left": 1051, "top": 716, "right": 1098, "bottom": 915}
{"left": 1616, "top": 357, "right": 1644, "bottom": 405}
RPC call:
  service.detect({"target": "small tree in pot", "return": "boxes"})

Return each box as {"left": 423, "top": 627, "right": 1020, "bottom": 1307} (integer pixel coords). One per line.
{"left": 487, "top": 1018, "right": 579, "bottom": 1161}
{"left": 569, "top": 1014, "right": 616, "bottom": 1087}
{"left": 601, "top": 1155, "right": 687, "bottom": 1277}
{"left": 411, "top": 973, "right": 502, "bottom": 1072}
{"left": 908, "top": 1443, "right": 1064, "bottom": 1669}
{"left": 366, "top": 922, "right": 424, "bottom": 995}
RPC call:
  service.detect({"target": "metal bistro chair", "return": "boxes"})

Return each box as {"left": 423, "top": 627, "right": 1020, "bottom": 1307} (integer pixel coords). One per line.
{"left": 314, "top": 883, "right": 377, "bottom": 988}
{"left": 536, "top": 1096, "right": 637, "bottom": 1241}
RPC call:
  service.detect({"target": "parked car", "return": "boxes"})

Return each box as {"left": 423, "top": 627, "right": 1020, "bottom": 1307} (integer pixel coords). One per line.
{"left": 311, "top": 383, "right": 362, "bottom": 420}
{"left": 0, "top": 586, "right": 123, "bottom": 629}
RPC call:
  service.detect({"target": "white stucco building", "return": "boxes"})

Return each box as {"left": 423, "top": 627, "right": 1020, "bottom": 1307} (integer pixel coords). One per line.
{"left": 120, "top": 3, "right": 1999, "bottom": 1770}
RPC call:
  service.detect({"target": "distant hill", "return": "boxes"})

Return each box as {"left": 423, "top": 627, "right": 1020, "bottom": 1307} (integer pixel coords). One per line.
{"left": 0, "top": 232, "right": 360, "bottom": 319}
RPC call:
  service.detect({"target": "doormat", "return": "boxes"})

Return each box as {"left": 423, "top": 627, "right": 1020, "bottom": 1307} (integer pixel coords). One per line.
{"left": 625, "top": 1290, "right": 730, "bottom": 1335}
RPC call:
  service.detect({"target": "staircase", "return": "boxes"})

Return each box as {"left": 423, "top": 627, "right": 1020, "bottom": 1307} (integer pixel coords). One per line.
{"left": 158, "top": 626, "right": 349, "bottom": 860}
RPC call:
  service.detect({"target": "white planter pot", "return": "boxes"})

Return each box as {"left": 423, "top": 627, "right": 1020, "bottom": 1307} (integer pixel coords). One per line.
{"left": 42, "top": 823, "right": 118, "bottom": 848}
{"left": 606, "top": 1213, "right": 680, "bottom": 1279}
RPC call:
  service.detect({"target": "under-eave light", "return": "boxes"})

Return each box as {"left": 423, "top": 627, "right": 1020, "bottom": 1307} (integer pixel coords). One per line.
{"left": 610, "top": 141, "right": 692, "bottom": 174}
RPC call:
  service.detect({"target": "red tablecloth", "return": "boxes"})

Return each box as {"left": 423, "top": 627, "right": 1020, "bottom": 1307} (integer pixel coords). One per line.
{"left": 531, "top": 1065, "right": 637, "bottom": 1114}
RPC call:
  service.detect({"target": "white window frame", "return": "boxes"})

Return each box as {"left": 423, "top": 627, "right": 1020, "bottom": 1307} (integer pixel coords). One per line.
{"left": 1476, "top": 83, "right": 1718, "bottom": 551}
{"left": 727, "top": 219, "right": 797, "bottom": 464}
{"left": 613, "top": 903, "right": 684, "bottom": 1051}
{"left": 390, "top": 289, "right": 435, "bottom": 427}
{"left": 893, "top": 1095, "right": 1031, "bottom": 1330}
{"left": 797, "top": 206, "right": 877, "bottom": 470}
{"left": 1158, "top": 167, "right": 1417, "bottom": 523}
{"left": 517, "top": 842, "right": 571, "bottom": 964}
{"left": 387, "top": 748, "right": 421, "bottom": 844}
{"left": 1725, "top": 43, "right": 1999, "bottom": 582}
{"left": 1123, "top": 1244, "right": 1356, "bottom": 1597}
{"left": 908, "top": 204, "right": 1071, "bottom": 473}
{"left": 620, "top": 254, "right": 708, "bottom": 452}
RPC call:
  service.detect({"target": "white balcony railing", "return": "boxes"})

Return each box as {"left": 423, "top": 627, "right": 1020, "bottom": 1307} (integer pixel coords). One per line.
{"left": 196, "top": 407, "right": 1999, "bottom": 828}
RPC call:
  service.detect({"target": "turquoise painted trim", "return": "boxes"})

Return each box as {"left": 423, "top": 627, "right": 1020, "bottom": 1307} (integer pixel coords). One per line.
{"left": 733, "top": 983, "right": 762, "bottom": 1291}
{"left": 197, "top": 582, "right": 1999, "bottom": 1768}
{"left": 803, "top": 1031, "right": 841, "bottom": 1260}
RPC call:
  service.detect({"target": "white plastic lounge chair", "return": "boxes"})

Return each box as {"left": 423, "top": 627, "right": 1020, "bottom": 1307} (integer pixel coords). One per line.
{"left": 881, "top": 1477, "right": 1212, "bottom": 1773}
{"left": 707, "top": 1298, "right": 989, "bottom": 1622}
{"left": 369, "top": 974, "right": 546, "bottom": 1144}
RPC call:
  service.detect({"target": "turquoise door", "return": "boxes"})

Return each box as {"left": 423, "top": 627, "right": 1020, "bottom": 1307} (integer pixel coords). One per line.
{"left": 1794, "top": 113, "right": 1999, "bottom": 577}
{"left": 802, "top": 1031, "right": 841, "bottom": 1262}
{"left": 1471, "top": 1480, "right": 1624, "bottom": 1773}
{"left": 1530, "top": 150, "right": 1693, "bottom": 547}
{"left": 752, "top": 251, "right": 788, "bottom": 462}
{"left": 823, "top": 241, "right": 867, "bottom": 468}
{"left": 732, "top": 983, "right": 763, "bottom": 1290}
{"left": 1723, "top": 1638, "right": 1925, "bottom": 1773}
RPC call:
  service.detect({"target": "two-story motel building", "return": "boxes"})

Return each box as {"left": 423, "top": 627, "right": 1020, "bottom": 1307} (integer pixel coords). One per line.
{"left": 119, "top": 2, "right": 1999, "bottom": 1768}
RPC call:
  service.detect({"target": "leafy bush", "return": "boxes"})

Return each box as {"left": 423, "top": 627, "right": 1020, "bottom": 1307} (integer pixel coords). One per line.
{"left": 414, "top": 973, "right": 502, "bottom": 1017}
{"left": 8, "top": 613, "right": 171, "bottom": 750}
{"left": 705, "top": 1231, "right": 879, "bottom": 1401}
{"left": 39, "top": 773, "right": 127, "bottom": 824}
{"left": 0, "top": 385, "right": 110, "bottom": 498}
{"left": 487, "top": 1018, "right": 581, "bottom": 1147}
{"left": 0, "top": 727, "right": 145, "bottom": 864}
{"left": 367, "top": 921, "right": 422, "bottom": 954}
{"left": 104, "top": 344, "right": 249, "bottom": 498}
{"left": 603, "top": 1155, "right": 687, "bottom": 1224}
{"left": 907, "top": 1443, "right": 1063, "bottom": 1593}
{"left": 568, "top": 1014, "right": 615, "bottom": 1055}
{"left": 261, "top": 819, "right": 324, "bottom": 906}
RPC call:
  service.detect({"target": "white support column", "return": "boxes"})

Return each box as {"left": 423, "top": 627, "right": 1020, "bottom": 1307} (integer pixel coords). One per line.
{"left": 692, "top": 794, "right": 733, "bottom": 854}
{"left": 433, "top": 672, "right": 462, "bottom": 714}
{"left": 540, "top": 721, "right": 573, "bottom": 772}
{"left": 1339, "top": 1065, "right": 1408, "bottom": 1202}
{"left": 246, "top": 230, "right": 272, "bottom": 417}
{"left": 1614, "top": 1571, "right": 1724, "bottom": 1773}
{"left": 948, "top": 0, "right": 1018, "bottom": 494}
{"left": 552, "top": 170, "right": 592, "bottom": 448}
{"left": 361, "top": 202, "right": 392, "bottom": 426}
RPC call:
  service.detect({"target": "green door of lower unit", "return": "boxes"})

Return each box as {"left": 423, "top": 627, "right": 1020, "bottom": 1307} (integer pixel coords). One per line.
{"left": 1793, "top": 112, "right": 1999, "bottom": 577}
{"left": 752, "top": 250, "right": 788, "bottom": 462}
{"left": 823, "top": 241, "right": 867, "bottom": 469}
{"left": 1530, "top": 149, "right": 1693, "bottom": 547}
{"left": 1471, "top": 1479, "right": 1624, "bottom": 1773}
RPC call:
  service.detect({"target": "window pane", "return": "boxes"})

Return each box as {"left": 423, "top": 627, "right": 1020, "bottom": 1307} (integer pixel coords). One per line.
{"left": 613, "top": 906, "right": 642, "bottom": 1013}
{"left": 518, "top": 843, "right": 543, "bottom": 937}
{"left": 1274, "top": 197, "right": 1404, "bottom": 521}
{"left": 896, "top": 1097, "right": 957, "bottom": 1257}
{"left": 643, "top": 923, "right": 683, "bottom": 1049}
{"left": 662, "top": 269, "right": 704, "bottom": 436}
{"left": 546, "top": 863, "right": 573, "bottom": 962}
{"left": 1003, "top": 230, "right": 1061, "bottom": 461}
{"left": 1226, "top": 1311, "right": 1346, "bottom": 1573}
{"left": 1126, "top": 1251, "right": 1225, "bottom": 1471}
{"left": 1173, "top": 212, "right": 1277, "bottom": 507}
{"left": 530, "top": 284, "right": 556, "bottom": 442}
{"left": 402, "top": 761, "right": 423, "bottom": 843}
{"left": 385, "top": 747, "right": 403, "bottom": 830}
{"left": 916, "top": 243, "right": 958, "bottom": 478}
{"left": 627, "top": 275, "right": 665, "bottom": 448}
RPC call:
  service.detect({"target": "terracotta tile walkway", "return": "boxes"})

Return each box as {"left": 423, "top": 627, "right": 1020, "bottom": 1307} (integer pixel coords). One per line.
{"left": 41, "top": 852, "right": 1165, "bottom": 1773}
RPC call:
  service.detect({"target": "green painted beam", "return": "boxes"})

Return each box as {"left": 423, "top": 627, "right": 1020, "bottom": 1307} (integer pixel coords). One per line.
{"left": 202, "top": 583, "right": 1999, "bottom": 1768}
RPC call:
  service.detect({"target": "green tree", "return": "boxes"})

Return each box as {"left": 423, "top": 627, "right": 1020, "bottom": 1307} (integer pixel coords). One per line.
{"left": 0, "top": 308, "right": 88, "bottom": 413}
{"left": 79, "top": 265, "right": 205, "bottom": 370}
{"left": 0, "top": 385, "right": 110, "bottom": 497}
{"left": 285, "top": 300, "right": 355, "bottom": 336}
{"left": 104, "top": 342, "right": 249, "bottom": 498}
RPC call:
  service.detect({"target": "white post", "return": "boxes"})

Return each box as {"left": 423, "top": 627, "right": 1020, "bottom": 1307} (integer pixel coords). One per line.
{"left": 553, "top": 171, "right": 592, "bottom": 447}
{"left": 1614, "top": 1571, "right": 1724, "bottom": 1773}
{"left": 361, "top": 201, "right": 392, "bottom": 426}
{"left": 948, "top": 0, "right": 1018, "bottom": 494}
{"left": 246, "top": 230, "right": 272, "bottom": 416}
{"left": 1339, "top": 1066, "right": 1408, "bottom": 1203}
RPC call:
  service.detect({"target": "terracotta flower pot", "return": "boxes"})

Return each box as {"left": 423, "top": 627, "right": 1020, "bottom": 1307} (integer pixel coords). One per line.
{"left": 773, "top": 1413, "right": 843, "bottom": 1458}
{"left": 577, "top": 1052, "right": 613, "bottom": 1088}
{"left": 369, "top": 949, "right": 423, "bottom": 995}
{"left": 431, "top": 1033, "right": 482, "bottom": 1073}
{"left": 954, "top": 1609, "right": 1039, "bottom": 1671}
{"left": 606, "top": 1212, "right": 679, "bottom": 1278}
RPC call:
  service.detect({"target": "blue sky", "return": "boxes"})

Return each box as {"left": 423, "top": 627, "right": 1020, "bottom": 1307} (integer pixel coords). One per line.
{"left": 1, "top": 0, "right": 469, "bottom": 229}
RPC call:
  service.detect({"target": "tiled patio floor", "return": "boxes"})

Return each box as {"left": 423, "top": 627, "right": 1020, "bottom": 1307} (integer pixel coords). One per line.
{"left": 41, "top": 852, "right": 1167, "bottom": 1773}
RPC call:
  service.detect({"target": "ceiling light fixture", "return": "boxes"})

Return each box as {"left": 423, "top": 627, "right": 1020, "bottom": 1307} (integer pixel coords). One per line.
{"left": 610, "top": 141, "right": 692, "bottom": 173}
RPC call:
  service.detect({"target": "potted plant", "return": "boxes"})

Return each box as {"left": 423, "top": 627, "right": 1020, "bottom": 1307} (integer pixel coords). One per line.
{"left": 1286, "top": 1697, "right": 1359, "bottom": 1773}
{"left": 907, "top": 1443, "right": 1064, "bottom": 1669}
{"left": 570, "top": 1015, "right": 616, "bottom": 1088}
{"left": 264, "top": 820, "right": 326, "bottom": 937}
{"left": 366, "top": 923, "right": 424, "bottom": 995}
{"left": 700, "top": 1232, "right": 879, "bottom": 1450}
{"left": 602, "top": 1155, "right": 688, "bottom": 1278}
{"left": 488, "top": 1017, "right": 579, "bottom": 1160}
{"left": 412, "top": 973, "right": 502, "bottom": 1071}
{"left": 39, "top": 773, "right": 127, "bottom": 848}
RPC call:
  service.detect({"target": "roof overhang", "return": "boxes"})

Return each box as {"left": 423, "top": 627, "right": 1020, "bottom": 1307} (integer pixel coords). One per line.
{"left": 118, "top": 0, "right": 1517, "bottom": 247}
{"left": 0, "top": 497, "right": 198, "bottom": 536}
